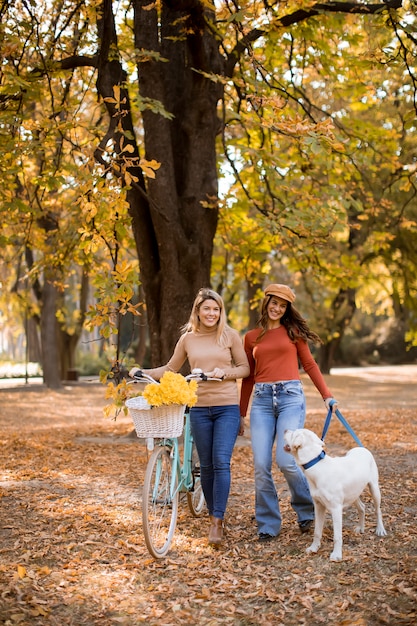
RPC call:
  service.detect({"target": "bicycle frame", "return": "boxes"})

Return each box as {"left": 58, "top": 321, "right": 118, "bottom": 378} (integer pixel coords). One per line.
{"left": 149, "top": 410, "right": 195, "bottom": 502}
{"left": 127, "top": 369, "right": 218, "bottom": 557}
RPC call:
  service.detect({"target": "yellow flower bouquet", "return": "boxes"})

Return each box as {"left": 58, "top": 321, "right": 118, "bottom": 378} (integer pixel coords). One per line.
{"left": 142, "top": 371, "right": 198, "bottom": 408}
{"left": 125, "top": 371, "right": 198, "bottom": 440}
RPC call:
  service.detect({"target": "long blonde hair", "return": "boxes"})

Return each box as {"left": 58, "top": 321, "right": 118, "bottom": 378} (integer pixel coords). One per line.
{"left": 182, "top": 288, "right": 229, "bottom": 345}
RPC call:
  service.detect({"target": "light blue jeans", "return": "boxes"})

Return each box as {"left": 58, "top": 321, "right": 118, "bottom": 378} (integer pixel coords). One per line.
{"left": 250, "top": 381, "right": 314, "bottom": 536}
{"left": 190, "top": 405, "right": 240, "bottom": 520}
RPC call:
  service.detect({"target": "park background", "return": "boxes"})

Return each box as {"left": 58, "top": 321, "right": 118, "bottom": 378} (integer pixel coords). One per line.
{"left": 1, "top": 2, "right": 417, "bottom": 624}
{"left": 1, "top": 0, "right": 417, "bottom": 394}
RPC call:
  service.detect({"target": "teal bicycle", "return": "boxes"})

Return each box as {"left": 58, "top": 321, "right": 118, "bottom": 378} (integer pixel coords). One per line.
{"left": 126, "top": 371, "right": 216, "bottom": 558}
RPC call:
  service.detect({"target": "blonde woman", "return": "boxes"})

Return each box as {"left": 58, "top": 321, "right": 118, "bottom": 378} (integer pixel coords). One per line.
{"left": 130, "top": 288, "right": 249, "bottom": 547}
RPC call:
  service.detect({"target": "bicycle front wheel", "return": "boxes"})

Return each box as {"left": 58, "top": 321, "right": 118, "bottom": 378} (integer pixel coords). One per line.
{"left": 142, "top": 445, "right": 178, "bottom": 558}
{"left": 187, "top": 442, "right": 206, "bottom": 517}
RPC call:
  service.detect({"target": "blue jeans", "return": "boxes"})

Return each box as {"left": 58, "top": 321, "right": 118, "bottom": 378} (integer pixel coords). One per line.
{"left": 190, "top": 405, "right": 240, "bottom": 520}
{"left": 250, "top": 381, "right": 314, "bottom": 536}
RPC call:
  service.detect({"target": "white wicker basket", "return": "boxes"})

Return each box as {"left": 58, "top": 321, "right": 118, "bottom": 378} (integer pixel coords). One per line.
{"left": 126, "top": 397, "right": 186, "bottom": 439}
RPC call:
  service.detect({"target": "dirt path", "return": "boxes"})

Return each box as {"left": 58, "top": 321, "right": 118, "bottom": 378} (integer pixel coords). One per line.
{"left": 0, "top": 366, "right": 416, "bottom": 625}
{"left": 307, "top": 364, "right": 417, "bottom": 410}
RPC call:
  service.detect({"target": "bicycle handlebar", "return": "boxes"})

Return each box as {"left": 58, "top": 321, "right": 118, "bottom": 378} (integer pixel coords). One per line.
{"left": 129, "top": 368, "right": 222, "bottom": 384}
{"left": 129, "top": 372, "right": 158, "bottom": 384}
{"left": 187, "top": 369, "right": 223, "bottom": 382}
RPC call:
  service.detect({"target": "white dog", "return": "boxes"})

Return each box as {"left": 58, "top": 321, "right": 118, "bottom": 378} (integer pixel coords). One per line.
{"left": 284, "top": 428, "right": 387, "bottom": 561}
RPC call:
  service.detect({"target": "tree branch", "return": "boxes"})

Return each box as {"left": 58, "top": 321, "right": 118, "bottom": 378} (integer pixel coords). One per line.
{"left": 29, "top": 55, "right": 98, "bottom": 76}
{"left": 225, "top": 0, "right": 403, "bottom": 76}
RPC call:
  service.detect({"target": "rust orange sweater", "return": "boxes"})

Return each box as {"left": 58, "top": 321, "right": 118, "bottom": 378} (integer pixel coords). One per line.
{"left": 239, "top": 326, "right": 332, "bottom": 416}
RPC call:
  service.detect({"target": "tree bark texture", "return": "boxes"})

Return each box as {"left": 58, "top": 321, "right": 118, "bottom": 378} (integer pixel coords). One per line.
{"left": 95, "top": 0, "right": 223, "bottom": 365}
{"left": 318, "top": 287, "right": 357, "bottom": 373}
{"left": 58, "top": 270, "right": 89, "bottom": 380}
{"left": 41, "top": 281, "right": 62, "bottom": 389}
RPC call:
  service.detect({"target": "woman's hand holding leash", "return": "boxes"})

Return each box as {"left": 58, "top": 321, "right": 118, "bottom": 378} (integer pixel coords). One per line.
{"left": 324, "top": 397, "right": 339, "bottom": 412}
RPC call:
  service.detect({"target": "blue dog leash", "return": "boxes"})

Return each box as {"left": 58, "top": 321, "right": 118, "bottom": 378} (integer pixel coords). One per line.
{"left": 321, "top": 399, "right": 364, "bottom": 447}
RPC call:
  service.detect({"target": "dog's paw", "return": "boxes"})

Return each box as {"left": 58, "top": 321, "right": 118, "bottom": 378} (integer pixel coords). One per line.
{"left": 375, "top": 525, "right": 387, "bottom": 537}
{"left": 354, "top": 525, "right": 365, "bottom": 534}
{"left": 306, "top": 543, "right": 320, "bottom": 555}
{"left": 329, "top": 551, "right": 342, "bottom": 562}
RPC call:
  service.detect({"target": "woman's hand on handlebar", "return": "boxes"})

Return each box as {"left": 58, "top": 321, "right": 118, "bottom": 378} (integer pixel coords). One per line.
{"left": 203, "top": 368, "right": 225, "bottom": 380}
{"left": 189, "top": 368, "right": 223, "bottom": 381}
{"left": 129, "top": 367, "right": 143, "bottom": 379}
{"left": 129, "top": 367, "right": 224, "bottom": 382}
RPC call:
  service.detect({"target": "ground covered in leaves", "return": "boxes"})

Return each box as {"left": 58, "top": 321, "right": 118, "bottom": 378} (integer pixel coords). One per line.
{"left": 1, "top": 365, "right": 416, "bottom": 625}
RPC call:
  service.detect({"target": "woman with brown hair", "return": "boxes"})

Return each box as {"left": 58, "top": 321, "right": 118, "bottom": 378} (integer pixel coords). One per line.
{"left": 240, "top": 284, "right": 338, "bottom": 541}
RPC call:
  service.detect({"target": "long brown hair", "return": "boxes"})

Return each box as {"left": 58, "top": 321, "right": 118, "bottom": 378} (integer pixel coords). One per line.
{"left": 256, "top": 295, "right": 323, "bottom": 344}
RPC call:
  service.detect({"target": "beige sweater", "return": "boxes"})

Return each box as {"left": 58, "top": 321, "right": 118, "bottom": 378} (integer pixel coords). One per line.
{"left": 144, "top": 326, "right": 249, "bottom": 407}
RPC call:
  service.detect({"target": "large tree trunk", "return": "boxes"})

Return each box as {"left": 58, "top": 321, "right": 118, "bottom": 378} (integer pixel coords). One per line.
{"left": 246, "top": 280, "right": 263, "bottom": 329}
{"left": 135, "top": 283, "right": 148, "bottom": 366}
{"left": 58, "top": 270, "right": 89, "bottom": 380}
{"left": 25, "top": 242, "right": 62, "bottom": 388}
{"left": 26, "top": 316, "right": 41, "bottom": 363}
{"left": 318, "top": 287, "right": 357, "bottom": 373}
{"left": 133, "top": 0, "right": 222, "bottom": 363}
{"left": 96, "top": 0, "right": 222, "bottom": 365}
{"left": 41, "top": 280, "right": 62, "bottom": 388}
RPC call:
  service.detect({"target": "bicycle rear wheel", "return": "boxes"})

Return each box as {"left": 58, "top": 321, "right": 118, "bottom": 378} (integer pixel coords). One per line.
{"left": 187, "top": 443, "right": 205, "bottom": 517}
{"left": 142, "top": 445, "right": 178, "bottom": 558}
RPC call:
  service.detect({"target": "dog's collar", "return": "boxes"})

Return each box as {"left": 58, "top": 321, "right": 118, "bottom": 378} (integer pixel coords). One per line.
{"left": 302, "top": 450, "right": 326, "bottom": 470}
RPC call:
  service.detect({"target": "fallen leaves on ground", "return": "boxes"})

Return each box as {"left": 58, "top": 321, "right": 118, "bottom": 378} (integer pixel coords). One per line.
{"left": 0, "top": 379, "right": 416, "bottom": 625}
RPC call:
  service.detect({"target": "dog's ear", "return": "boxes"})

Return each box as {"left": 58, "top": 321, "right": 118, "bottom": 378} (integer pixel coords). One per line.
{"left": 292, "top": 432, "right": 304, "bottom": 451}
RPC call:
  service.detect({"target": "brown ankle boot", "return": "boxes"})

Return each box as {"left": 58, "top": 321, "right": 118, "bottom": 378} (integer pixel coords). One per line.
{"left": 208, "top": 516, "right": 224, "bottom": 546}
